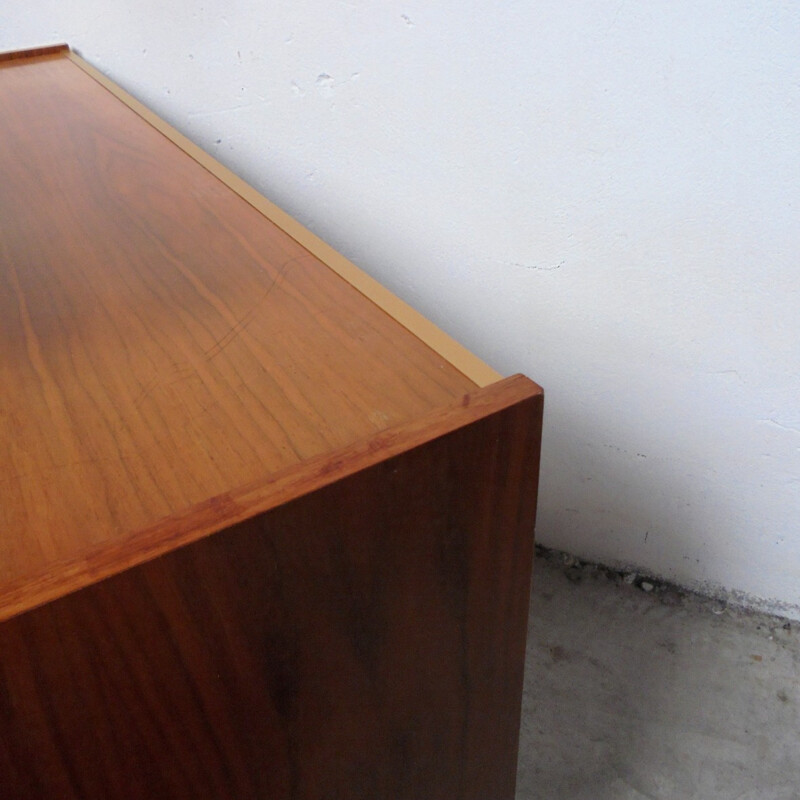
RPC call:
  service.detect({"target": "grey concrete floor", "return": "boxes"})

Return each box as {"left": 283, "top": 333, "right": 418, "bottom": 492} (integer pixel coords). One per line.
{"left": 516, "top": 549, "right": 800, "bottom": 800}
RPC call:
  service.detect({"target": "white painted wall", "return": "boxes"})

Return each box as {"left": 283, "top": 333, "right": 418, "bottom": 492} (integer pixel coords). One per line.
{"left": 3, "top": 2, "right": 799, "bottom": 614}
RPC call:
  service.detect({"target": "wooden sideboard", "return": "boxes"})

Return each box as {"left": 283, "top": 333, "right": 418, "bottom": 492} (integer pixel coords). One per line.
{"left": 0, "top": 44, "right": 543, "bottom": 799}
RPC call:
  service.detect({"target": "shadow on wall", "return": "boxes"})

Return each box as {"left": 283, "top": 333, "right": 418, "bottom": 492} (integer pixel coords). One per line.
{"left": 532, "top": 392, "right": 719, "bottom": 595}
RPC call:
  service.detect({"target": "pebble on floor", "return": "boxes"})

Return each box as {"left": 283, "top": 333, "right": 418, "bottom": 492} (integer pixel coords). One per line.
{"left": 516, "top": 548, "right": 800, "bottom": 800}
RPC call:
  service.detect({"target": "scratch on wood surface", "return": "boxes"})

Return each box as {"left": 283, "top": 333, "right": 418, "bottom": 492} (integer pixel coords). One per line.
{"left": 133, "top": 257, "right": 299, "bottom": 408}
{"left": 203, "top": 256, "right": 298, "bottom": 360}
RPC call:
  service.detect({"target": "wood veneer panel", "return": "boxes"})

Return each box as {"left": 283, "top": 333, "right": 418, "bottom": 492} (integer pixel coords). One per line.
{"left": 0, "top": 377, "right": 542, "bottom": 799}
{"left": 66, "top": 50, "right": 504, "bottom": 390}
{"left": 0, "top": 374, "right": 537, "bottom": 622}
{"left": 0, "top": 53, "right": 479, "bottom": 588}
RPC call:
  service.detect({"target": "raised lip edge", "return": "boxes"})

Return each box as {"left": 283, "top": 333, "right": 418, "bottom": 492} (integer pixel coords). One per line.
{"left": 0, "top": 376, "right": 542, "bottom": 624}
{"left": 63, "top": 45, "right": 504, "bottom": 388}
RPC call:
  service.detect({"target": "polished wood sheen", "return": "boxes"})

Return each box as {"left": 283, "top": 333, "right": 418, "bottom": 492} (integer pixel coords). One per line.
{"left": 0, "top": 379, "right": 542, "bottom": 799}
{"left": 0, "top": 45, "right": 544, "bottom": 800}
{"left": 65, "top": 50, "right": 505, "bottom": 389}
{"left": 0, "top": 50, "right": 477, "bottom": 595}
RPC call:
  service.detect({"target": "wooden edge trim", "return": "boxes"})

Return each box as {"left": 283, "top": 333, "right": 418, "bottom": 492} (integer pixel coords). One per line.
{"left": 0, "top": 375, "right": 541, "bottom": 623}
{"left": 64, "top": 49, "right": 503, "bottom": 388}
{"left": 0, "top": 43, "right": 69, "bottom": 63}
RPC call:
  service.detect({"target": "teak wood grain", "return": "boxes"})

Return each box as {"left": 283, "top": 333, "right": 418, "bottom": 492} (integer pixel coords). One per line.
{"left": 0, "top": 374, "right": 538, "bottom": 624}
{"left": 0, "top": 45, "right": 544, "bottom": 800}
{"left": 64, "top": 49, "right": 504, "bottom": 390}
{"left": 0, "top": 381, "right": 542, "bottom": 799}
{"left": 0, "top": 50, "right": 478, "bottom": 596}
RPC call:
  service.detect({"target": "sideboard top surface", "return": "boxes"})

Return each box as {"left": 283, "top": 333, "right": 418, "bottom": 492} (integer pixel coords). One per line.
{"left": 0, "top": 47, "right": 510, "bottom": 614}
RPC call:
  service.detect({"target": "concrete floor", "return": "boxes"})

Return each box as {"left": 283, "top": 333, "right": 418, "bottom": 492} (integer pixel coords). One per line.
{"left": 517, "top": 549, "right": 800, "bottom": 800}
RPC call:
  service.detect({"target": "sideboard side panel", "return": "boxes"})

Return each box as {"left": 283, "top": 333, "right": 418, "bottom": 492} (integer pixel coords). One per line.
{"left": 0, "top": 392, "right": 542, "bottom": 799}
